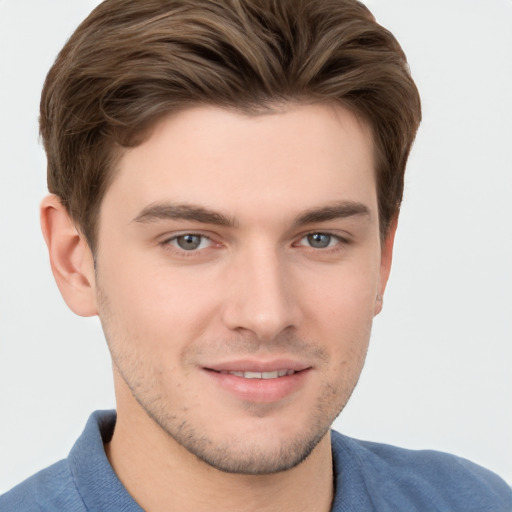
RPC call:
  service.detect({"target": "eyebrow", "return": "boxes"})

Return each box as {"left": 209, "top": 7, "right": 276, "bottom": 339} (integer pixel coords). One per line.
{"left": 294, "top": 201, "right": 371, "bottom": 225}
{"left": 132, "top": 200, "right": 370, "bottom": 227}
{"left": 133, "top": 203, "right": 236, "bottom": 227}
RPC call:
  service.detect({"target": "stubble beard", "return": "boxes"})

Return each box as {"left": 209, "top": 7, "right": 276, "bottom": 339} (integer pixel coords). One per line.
{"left": 130, "top": 374, "right": 343, "bottom": 475}
{"left": 97, "top": 282, "right": 369, "bottom": 476}
{"left": 111, "top": 348, "right": 360, "bottom": 475}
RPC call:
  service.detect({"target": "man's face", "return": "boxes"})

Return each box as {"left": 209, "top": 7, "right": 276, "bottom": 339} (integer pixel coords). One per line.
{"left": 92, "top": 103, "right": 393, "bottom": 474}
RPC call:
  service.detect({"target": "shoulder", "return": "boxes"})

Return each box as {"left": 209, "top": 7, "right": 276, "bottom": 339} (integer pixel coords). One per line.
{"left": 331, "top": 430, "right": 512, "bottom": 511}
{"left": 0, "top": 459, "right": 85, "bottom": 512}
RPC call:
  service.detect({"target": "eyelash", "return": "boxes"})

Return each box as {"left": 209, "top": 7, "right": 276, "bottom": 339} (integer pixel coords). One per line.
{"left": 160, "top": 231, "right": 350, "bottom": 257}
{"left": 161, "top": 233, "right": 217, "bottom": 256}
{"left": 294, "top": 232, "right": 350, "bottom": 254}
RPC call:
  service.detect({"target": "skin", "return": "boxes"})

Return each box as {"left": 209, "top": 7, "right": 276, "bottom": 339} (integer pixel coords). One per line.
{"left": 41, "top": 102, "right": 396, "bottom": 512}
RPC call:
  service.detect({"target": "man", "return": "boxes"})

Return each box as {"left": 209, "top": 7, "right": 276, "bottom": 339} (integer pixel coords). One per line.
{"left": 1, "top": 0, "right": 510, "bottom": 510}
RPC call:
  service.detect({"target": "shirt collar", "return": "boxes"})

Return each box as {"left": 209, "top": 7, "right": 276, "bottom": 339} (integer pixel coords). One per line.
{"left": 68, "top": 410, "right": 144, "bottom": 512}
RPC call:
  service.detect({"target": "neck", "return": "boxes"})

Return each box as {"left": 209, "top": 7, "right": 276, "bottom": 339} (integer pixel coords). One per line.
{"left": 106, "top": 390, "right": 334, "bottom": 512}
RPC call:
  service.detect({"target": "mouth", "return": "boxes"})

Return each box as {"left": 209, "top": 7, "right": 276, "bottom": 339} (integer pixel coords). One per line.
{"left": 203, "top": 363, "right": 311, "bottom": 403}
{"left": 213, "top": 369, "right": 298, "bottom": 379}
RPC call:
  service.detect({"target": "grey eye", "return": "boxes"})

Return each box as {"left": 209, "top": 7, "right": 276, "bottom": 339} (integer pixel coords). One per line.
{"left": 307, "top": 233, "right": 332, "bottom": 248}
{"left": 176, "top": 234, "right": 203, "bottom": 250}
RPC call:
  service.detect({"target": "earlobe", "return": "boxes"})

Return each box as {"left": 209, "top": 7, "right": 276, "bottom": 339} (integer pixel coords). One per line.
{"left": 40, "top": 194, "right": 98, "bottom": 317}
{"left": 374, "top": 215, "right": 398, "bottom": 316}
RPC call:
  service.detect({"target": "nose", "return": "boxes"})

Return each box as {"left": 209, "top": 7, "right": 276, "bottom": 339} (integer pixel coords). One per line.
{"left": 221, "top": 243, "right": 300, "bottom": 341}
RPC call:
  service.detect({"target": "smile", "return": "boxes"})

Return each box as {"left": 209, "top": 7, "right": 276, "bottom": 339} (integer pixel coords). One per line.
{"left": 218, "top": 370, "right": 296, "bottom": 379}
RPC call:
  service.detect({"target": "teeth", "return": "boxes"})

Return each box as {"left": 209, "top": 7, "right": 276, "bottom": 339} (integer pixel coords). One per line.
{"left": 223, "top": 370, "right": 296, "bottom": 379}
{"left": 245, "top": 371, "right": 268, "bottom": 379}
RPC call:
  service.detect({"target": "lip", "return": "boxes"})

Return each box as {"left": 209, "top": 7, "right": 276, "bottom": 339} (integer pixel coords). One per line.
{"left": 202, "top": 359, "right": 312, "bottom": 403}
{"left": 205, "top": 358, "right": 310, "bottom": 373}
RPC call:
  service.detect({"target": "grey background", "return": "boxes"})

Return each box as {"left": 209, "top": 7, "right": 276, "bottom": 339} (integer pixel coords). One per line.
{"left": 1, "top": 0, "right": 511, "bottom": 492}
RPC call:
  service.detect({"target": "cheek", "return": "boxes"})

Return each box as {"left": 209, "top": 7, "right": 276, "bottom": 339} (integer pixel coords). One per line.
{"left": 301, "top": 258, "right": 380, "bottom": 325}
{"left": 98, "top": 252, "right": 222, "bottom": 339}
{"left": 299, "top": 260, "right": 377, "bottom": 371}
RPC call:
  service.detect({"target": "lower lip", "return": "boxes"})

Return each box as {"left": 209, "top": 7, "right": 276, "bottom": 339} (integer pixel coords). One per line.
{"left": 203, "top": 369, "right": 310, "bottom": 403}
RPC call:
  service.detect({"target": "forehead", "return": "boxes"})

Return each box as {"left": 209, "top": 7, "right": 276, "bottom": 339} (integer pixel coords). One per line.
{"left": 102, "top": 102, "right": 377, "bottom": 225}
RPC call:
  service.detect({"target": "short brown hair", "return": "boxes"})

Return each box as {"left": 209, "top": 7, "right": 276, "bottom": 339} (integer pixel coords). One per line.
{"left": 40, "top": 0, "right": 421, "bottom": 251}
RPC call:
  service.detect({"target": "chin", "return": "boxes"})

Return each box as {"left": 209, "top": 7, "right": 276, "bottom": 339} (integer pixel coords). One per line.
{"left": 174, "top": 423, "right": 330, "bottom": 475}
{"left": 144, "top": 399, "right": 337, "bottom": 475}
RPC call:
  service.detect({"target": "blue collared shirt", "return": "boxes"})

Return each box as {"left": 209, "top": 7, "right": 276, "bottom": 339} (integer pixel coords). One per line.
{"left": 1, "top": 410, "right": 511, "bottom": 511}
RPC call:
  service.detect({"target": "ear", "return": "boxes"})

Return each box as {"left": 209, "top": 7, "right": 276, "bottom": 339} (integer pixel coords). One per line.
{"left": 374, "top": 215, "right": 398, "bottom": 316}
{"left": 40, "top": 194, "right": 98, "bottom": 317}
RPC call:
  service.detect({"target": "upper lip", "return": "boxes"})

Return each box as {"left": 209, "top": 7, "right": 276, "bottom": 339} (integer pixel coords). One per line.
{"left": 204, "top": 359, "right": 311, "bottom": 373}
